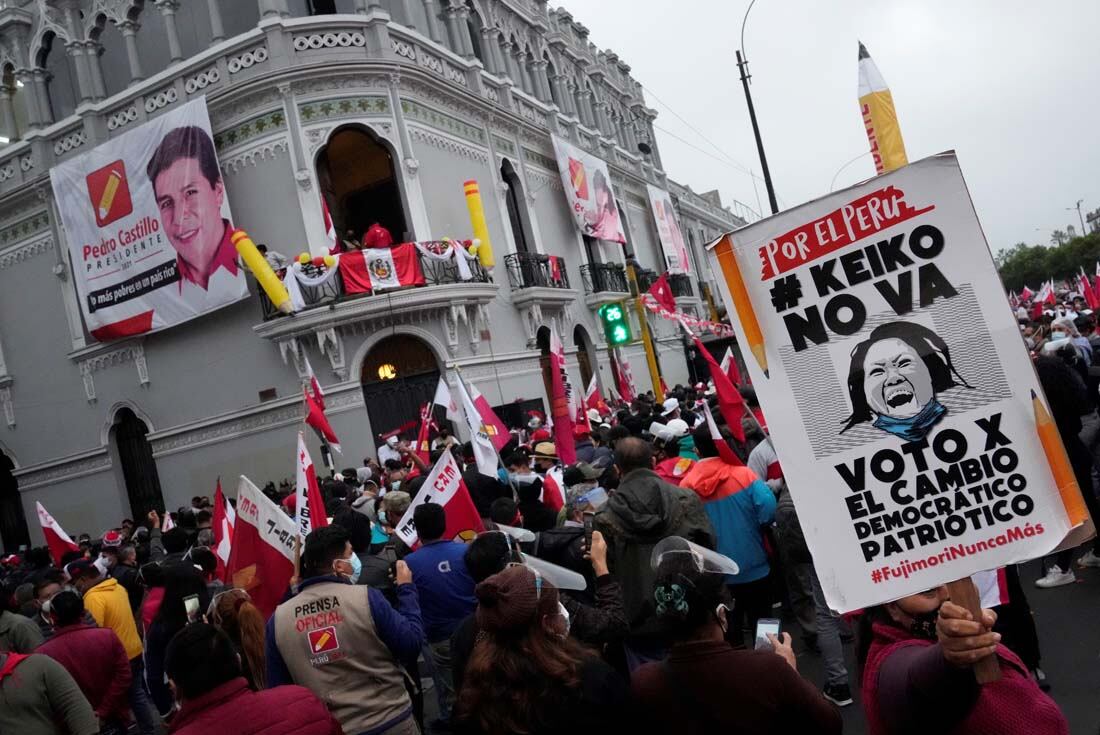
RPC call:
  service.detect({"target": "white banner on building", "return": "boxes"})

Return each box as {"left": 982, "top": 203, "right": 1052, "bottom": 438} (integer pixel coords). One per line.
{"left": 551, "top": 134, "right": 626, "bottom": 244}
{"left": 50, "top": 97, "right": 247, "bottom": 341}
{"left": 646, "top": 184, "right": 691, "bottom": 274}
{"left": 707, "top": 152, "right": 1089, "bottom": 612}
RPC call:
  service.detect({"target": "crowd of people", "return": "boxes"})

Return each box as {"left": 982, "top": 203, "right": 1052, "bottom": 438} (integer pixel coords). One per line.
{"left": 0, "top": 371, "right": 1077, "bottom": 734}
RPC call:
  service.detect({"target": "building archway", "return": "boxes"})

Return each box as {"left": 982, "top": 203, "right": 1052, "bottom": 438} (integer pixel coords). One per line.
{"left": 317, "top": 125, "right": 410, "bottom": 243}
{"left": 110, "top": 408, "right": 165, "bottom": 522}
{"left": 0, "top": 452, "right": 28, "bottom": 552}
{"left": 360, "top": 334, "right": 441, "bottom": 449}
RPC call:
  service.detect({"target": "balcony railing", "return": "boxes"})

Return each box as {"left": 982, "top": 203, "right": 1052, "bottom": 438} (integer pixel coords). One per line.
{"left": 634, "top": 268, "right": 658, "bottom": 294}
{"left": 669, "top": 273, "right": 695, "bottom": 298}
{"left": 258, "top": 248, "right": 490, "bottom": 320}
{"left": 504, "top": 252, "right": 571, "bottom": 290}
{"left": 579, "top": 263, "right": 628, "bottom": 295}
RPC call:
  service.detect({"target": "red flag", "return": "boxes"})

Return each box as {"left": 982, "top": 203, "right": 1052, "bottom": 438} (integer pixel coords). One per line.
{"left": 468, "top": 381, "right": 509, "bottom": 451}
{"left": 648, "top": 272, "right": 678, "bottom": 313}
{"left": 542, "top": 466, "right": 565, "bottom": 513}
{"left": 303, "top": 354, "right": 324, "bottom": 411}
{"left": 584, "top": 374, "right": 609, "bottom": 415}
{"left": 1094, "top": 264, "right": 1100, "bottom": 304}
{"left": 720, "top": 346, "right": 743, "bottom": 386}
{"left": 1019, "top": 284, "right": 1034, "bottom": 301}
{"left": 304, "top": 388, "right": 341, "bottom": 452}
{"left": 36, "top": 502, "right": 79, "bottom": 566}
{"left": 693, "top": 334, "right": 746, "bottom": 442}
{"left": 660, "top": 377, "right": 669, "bottom": 396}
{"left": 612, "top": 348, "right": 636, "bottom": 403}
{"left": 226, "top": 476, "right": 296, "bottom": 618}
{"left": 702, "top": 402, "right": 743, "bottom": 466}
{"left": 1080, "top": 269, "right": 1100, "bottom": 310}
{"left": 549, "top": 328, "right": 577, "bottom": 464}
{"left": 213, "top": 479, "right": 236, "bottom": 582}
{"left": 295, "top": 432, "right": 330, "bottom": 543}
{"left": 392, "top": 451, "right": 485, "bottom": 548}
{"left": 415, "top": 403, "right": 433, "bottom": 464}
{"left": 321, "top": 194, "right": 338, "bottom": 254}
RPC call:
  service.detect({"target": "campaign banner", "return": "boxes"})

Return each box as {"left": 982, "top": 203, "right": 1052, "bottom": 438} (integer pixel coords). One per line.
{"left": 50, "top": 97, "right": 247, "bottom": 341}
{"left": 646, "top": 185, "right": 691, "bottom": 274}
{"left": 551, "top": 134, "right": 626, "bottom": 244}
{"left": 707, "top": 152, "right": 1089, "bottom": 612}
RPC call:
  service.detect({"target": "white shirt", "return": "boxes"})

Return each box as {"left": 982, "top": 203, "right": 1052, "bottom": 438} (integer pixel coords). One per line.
{"left": 377, "top": 443, "right": 402, "bottom": 465}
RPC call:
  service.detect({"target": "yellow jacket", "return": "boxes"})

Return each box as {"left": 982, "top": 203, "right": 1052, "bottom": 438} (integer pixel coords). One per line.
{"left": 84, "top": 577, "right": 143, "bottom": 659}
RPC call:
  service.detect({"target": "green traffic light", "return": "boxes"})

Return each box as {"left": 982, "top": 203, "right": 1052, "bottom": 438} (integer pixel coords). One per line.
{"left": 604, "top": 305, "right": 622, "bottom": 321}
{"left": 611, "top": 325, "right": 628, "bottom": 344}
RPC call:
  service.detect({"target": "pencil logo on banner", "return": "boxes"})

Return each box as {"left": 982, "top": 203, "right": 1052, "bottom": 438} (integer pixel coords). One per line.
{"left": 86, "top": 160, "right": 134, "bottom": 227}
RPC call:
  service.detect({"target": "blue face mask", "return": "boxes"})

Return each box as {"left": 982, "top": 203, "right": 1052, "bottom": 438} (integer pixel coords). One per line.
{"left": 873, "top": 399, "right": 947, "bottom": 442}
{"left": 337, "top": 554, "right": 362, "bottom": 584}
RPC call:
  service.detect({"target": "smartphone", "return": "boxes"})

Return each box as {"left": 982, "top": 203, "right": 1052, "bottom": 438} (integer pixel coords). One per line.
{"left": 583, "top": 511, "right": 595, "bottom": 551}
{"left": 754, "top": 618, "right": 781, "bottom": 651}
{"left": 183, "top": 594, "right": 201, "bottom": 624}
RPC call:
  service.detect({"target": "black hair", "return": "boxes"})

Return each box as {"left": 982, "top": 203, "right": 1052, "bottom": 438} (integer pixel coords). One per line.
{"left": 257, "top": 244, "right": 268, "bottom": 253}
{"left": 413, "top": 503, "right": 447, "bottom": 542}
{"left": 154, "top": 564, "right": 210, "bottom": 638}
{"left": 161, "top": 527, "right": 190, "bottom": 554}
{"left": 147, "top": 125, "right": 221, "bottom": 197}
{"left": 384, "top": 459, "right": 404, "bottom": 471}
{"left": 465, "top": 533, "right": 511, "bottom": 583}
{"left": 489, "top": 498, "right": 517, "bottom": 525}
{"left": 165, "top": 623, "right": 243, "bottom": 700}
{"left": 614, "top": 437, "right": 653, "bottom": 474}
{"left": 692, "top": 424, "right": 718, "bottom": 459}
{"left": 323, "top": 480, "right": 350, "bottom": 500}
{"left": 653, "top": 551, "right": 728, "bottom": 640}
{"left": 32, "top": 569, "right": 64, "bottom": 598}
{"left": 332, "top": 506, "right": 372, "bottom": 554}
{"left": 841, "top": 321, "right": 971, "bottom": 433}
{"left": 461, "top": 441, "right": 475, "bottom": 462}
{"left": 504, "top": 452, "right": 529, "bottom": 470}
{"left": 191, "top": 548, "right": 217, "bottom": 577}
{"left": 195, "top": 510, "right": 212, "bottom": 525}
{"left": 301, "top": 525, "right": 350, "bottom": 579}
{"left": 49, "top": 589, "right": 85, "bottom": 627}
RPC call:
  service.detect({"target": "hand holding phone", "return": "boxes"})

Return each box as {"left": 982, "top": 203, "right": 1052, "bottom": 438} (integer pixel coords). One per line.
{"left": 754, "top": 618, "right": 781, "bottom": 652}
{"left": 583, "top": 511, "right": 595, "bottom": 551}
{"left": 183, "top": 594, "right": 200, "bottom": 624}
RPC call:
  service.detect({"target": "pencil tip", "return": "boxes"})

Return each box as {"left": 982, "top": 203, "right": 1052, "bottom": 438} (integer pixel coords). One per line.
{"left": 762, "top": 369, "right": 770, "bottom": 379}
{"left": 1031, "top": 389, "right": 1038, "bottom": 399}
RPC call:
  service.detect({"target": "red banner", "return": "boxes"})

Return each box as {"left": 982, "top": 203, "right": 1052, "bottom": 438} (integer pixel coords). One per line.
{"left": 549, "top": 328, "right": 577, "bottom": 464}
{"left": 337, "top": 243, "right": 426, "bottom": 294}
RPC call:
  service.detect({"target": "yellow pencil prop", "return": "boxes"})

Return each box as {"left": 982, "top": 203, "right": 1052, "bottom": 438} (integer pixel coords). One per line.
{"left": 231, "top": 229, "right": 292, "bottom": 315}
{"left": 1032, "top": 389, "right": 1089, "bottom": 526}
{"left": 463, "top": 180, "right": 494, "bottom": 269}
{"left": 714, "top": 234, "right": 768, "bottom": 377}
{"left": 99, "top": 170, "right": 122, "bottom": 220}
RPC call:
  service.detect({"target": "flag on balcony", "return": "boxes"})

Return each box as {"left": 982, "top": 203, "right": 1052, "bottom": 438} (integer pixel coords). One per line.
{"left": 303, "top": 353, "right": 325, "bottom": 410}
{"left": 648, "top": 272, "right": 678, "bottom": 313}
{"left": 549, "top": 326, "right": 577, "bottom": 464}
{"left": 304, "top": 388, "right": 341, "bottom": 453}
{"left": 213, "top": 478, "right": 236, "bottom": 582}
{"left": 36, "top": 502, "right": 80, "bottom": 566}
{"left": 338, "top": 244, "right": 426, "bottom": 294}
{"left": 321, "top": 194, "right": 338, "bottom": 255}
{"left": 549, "top": 256, "right": 563, "bottom": 285}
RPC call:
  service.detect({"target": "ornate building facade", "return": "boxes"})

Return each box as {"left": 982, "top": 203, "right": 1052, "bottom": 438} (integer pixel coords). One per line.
{"left": 0, "top": 0, "right": 748, "bottom": 547}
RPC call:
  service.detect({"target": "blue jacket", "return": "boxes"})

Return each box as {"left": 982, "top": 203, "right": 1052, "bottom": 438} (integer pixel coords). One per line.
{"left": 404, "top": 540, "right": 477, "bottom": 642}
{"left": 679, "top": 459, "right": 777, "bottom": 583}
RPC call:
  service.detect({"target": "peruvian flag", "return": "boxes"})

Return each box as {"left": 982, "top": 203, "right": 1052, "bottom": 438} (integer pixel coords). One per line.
{"left": 468, "top": 379, "right": 509, "bottom": 451}
{"left": 720, "top": 346, "right": 743, "bottom": 387}
{"left": 1037, "top": 279, "right": 1056, "bottom": 306}
{"left": 338, "top": 244, "right": 426, "bottom": 295}
{"left": 415, "top": 402, "right": 435, "bottom": 464}
{"left": 613, "top": 348, "right": 636, "bottom": 403}
{"left": 692, "top": 332, "right": 747, "bottom": 443}
{"left": 213, "top": 479, "right": 235, "bottom": 582}
{"left": 295, "top": 432, "right": 330, "bottom": 544}
{"left": 303, "top": 353, "right": 325, "bottom": 410}
{"left": 542, "top": 465, "right": 565, "bottom": 513}
{"left": 454, "top": 372, "right": 500, "bottom": 477}
{"left": 226, "top": 476, "right": 296, "bottom": 618}
{"left": 321, "top": 194, "right": 338, "bottom": 255}
{"left": 972, "top": 568, "right": 1011, "bottom": 608}
{"left": 304, "top": 388, "right": 341, "bottom": 453}
{"left": 702, "top": 402, "right": 743, "bottom": 466}
{"left": 434, "top": 377, "right": 459, "bottom": 421}
{"left": 549, "top": 327, "right": 577, "bottom": 464}
{"left": 1081, "top": 269, "right": 1100, "bottom": 310}
{"left": 647, "top": 272, "right": 678, "bottom": 313}
{"left": 1019, "top": 284, "right": 1034, "bottom": 301}
{"left": 393, "top": 451, "right": 485, "bottom": 548}
{"left": 36, "top": 502, "right": 79, "bottom": 566}
{"left": 1094, "top": 264, "right": 1100, "bottom": 302}
{"left": 584, "top": 374, "right": 609, "bottom": 415}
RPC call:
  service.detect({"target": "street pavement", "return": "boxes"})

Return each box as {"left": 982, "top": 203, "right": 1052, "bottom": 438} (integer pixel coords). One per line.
{"left": 791, "top": 556, "right": 1100, "bottom": 734}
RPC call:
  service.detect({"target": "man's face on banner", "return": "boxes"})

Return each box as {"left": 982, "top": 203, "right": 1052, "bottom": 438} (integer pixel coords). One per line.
{"left": 153, "top": 157, "right": 225, "bottom": 268}
{"left": 862, "top": 337, "right": 934, "bottom": 419}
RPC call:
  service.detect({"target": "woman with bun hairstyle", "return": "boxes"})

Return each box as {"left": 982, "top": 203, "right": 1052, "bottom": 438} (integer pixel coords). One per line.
{"left": 209, "top": 589, "right": 267, "bottom": 690}
{"left": 453, "top": 564, "right": 628, "bottom": 734}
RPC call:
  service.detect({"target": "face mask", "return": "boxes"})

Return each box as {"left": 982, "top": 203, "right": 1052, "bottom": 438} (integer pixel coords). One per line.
{"left": 872, "top": 399, "right": 947, "bottom": 443}
{"left": 378, "top": 510, "right": 388, "bottom": 526}
{"left": 909, "top": 608, "right": 939, "bottom": 640}
{"left": 335, "top": 554, "right": 362, "bottom": 584}
{"left": 1052, "top": 331, "right": 1068, "bottom": 341}
{"left": 390, "top": 480, "right": 401, "bottom": 491}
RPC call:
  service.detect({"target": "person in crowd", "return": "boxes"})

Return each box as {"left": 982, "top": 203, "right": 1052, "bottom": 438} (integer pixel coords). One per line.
{"left": 535, "top": 464, "right": 602, "bottom": 578}
{"left": 588, "top": 426, "right": 614, "bottom": 468}
{"left": 107, "top": 542, "right": 144, "bottom": 614}
{"left": 460, "top": 442, "right": 508, "bottom": 519}
{"left": 0, "top": 645, "right": 98, "bottom": 735}
{"left": 404, "top": 503, "right": 477, "bottom": 726}
{"left": 67, "top": 558, "right": 159, "bottom": 735}
{"left": 679, "top": 425, "right": 776, "bottom": 648}
{"left": 209, "top": 588, "right": 268, "bottom": 691}
{"left": 165, "top": 623, "right": 341, "bottom": 735}
{"left": 530, "top": 441, "right": 560, "bottom": 477}
{"left": 506, "top": 451, "right": 557, "bottom": 533}
{"left": 378, "top": 435, "right": 403, "bottom": 465}
{"left": 267, "top": 525, "right": 424, "bottom": 735}
{"left": 145, "top": 564, "right": 211, "bottom": 717}
{"left": 653, "top": 433, "right": 695, "bottom": 487}
{"left": 256, "top": 243, "right": 290, "bottom": 273}
{"left": 631, "top": 545, "right": 842, "bottom": 734}
{"left": 0, "top": 592, "right": 44, "bottom": 652}
{"left": 35, "top": 589, "right": 132, "bottom": 734}
{"left": 573, "top": 425, "right": 598, "bottom": 464}
{"left": 148, "top": 511, "right": 191, "bottom": 564}
{"left": 191, "top": 547, "right": 224, "bottom": 598}
{"left": 432, "top": 427, "right": 458, "bottom": 451}
{"left": 594, "top": 437, "right": 715, "bottom": 669}
{"left": 453, "top": 564, "right": 629, "bottom": 735}
{"left": 859, "top": 586, "right": 1068, "bottom": 734}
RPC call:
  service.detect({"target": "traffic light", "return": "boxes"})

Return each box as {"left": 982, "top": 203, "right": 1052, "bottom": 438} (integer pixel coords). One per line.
{"left": 598, "top": 302, "right": 633, "bottom": 345}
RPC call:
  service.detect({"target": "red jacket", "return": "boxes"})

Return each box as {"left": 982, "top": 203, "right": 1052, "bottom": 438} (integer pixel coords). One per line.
{"left": 168, "top": 677, "right": 343, "bottom": 735}
{"left": 35, "top": 623, "right": 131, "bottom": 723}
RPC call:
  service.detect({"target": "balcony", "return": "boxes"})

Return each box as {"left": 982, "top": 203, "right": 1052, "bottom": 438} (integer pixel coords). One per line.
{"left": 669, "top": 273, "right": 695, "bottom": 298}
{"left": 504, "top": 252, "right": 571, "bottom": 290}
{"left": 634, "top": 268, "right": 658, "bottom": 294}
{"left": 579, "top": 262, "right": 629, "bottom": 309}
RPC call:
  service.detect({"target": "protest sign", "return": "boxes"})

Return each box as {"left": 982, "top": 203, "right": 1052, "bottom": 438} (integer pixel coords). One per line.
{"left": 707, "top": 152, "right": 1091, "bottom": 612}
{"left": 646, "top": 184, "right": 692, "bottom": 273}
{"left": 394, "top": 451, "right": 484, "bottom": 548}
{"left": 50, "top": 97, "right": 247, "bottom": 341}
{"left": 551, "top": 134, "right": 626, "bottom": 243}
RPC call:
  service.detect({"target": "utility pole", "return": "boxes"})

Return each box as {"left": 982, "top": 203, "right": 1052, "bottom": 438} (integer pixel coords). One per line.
{"left": 624, "top": 259, "right": 664, "bottom": 401}
{"left": 1072, "top": 199, "right": 1086, "bottom": 237}
{"left": 736, "top": 50, "right": 778, "bottom": 216}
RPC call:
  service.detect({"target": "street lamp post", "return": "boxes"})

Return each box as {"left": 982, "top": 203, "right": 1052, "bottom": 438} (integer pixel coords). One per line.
{"left": 736, "top": 0, "right": 778, "bottom": 216}
{"left": 1069, "top": 200, "right": 1086, "bottom": 237}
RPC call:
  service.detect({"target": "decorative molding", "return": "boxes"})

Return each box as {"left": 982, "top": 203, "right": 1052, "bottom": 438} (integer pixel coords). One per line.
{"left": 218, "top": 138, "right": 291, "bottom": 174}
{"left": 184, "top": 67, "right": 220, "bottom": 95}
{"left": 0, "top": 164, "right": 14, "bottom": 183}
{"left": 399, "top": 98, "right": 486, "bottom": 145}
{"left": 292, "top": 31, "right": 367, "bottom": 52}
{"left": 13, "top": 450, "right": 113, "bottom": 492}
{"left": 492, "top": 134, "right": 516, "bottom": 156}
{"left": 209, "top": 87, "right": 283, "bottom": 128}
{"left": 106, "top": 104, "right": 139, "bottom": 131}
{"left": 290, "top": 74, "right": 391, "bottom": 97}
{"left": 20, "top": 155, "right": 34, "bottom": 173}
{"left": 316, "top": 327, "right": 346, "bottom": 380}
{"left": 53, "top": 130, "right": 87, "bottom": 156}
{"left": 74, "top": 342, "right": 148, "bottom": 404}
{"left": 226, "top": 45, "right": 269, "bottom": 74}
{"left": 0, "top": 382, "right": 13, "bottom": 428}
{"left": 298, "top": 95, "right": 390, "bottom": 124}
{"left": 213, "top": 109, "right": 287, "bottom": 152}
{"left": 409, "top": 126, "right": 489, "bottom": 163}
{"left": 304, "top": 126, "right": 334, "bottom": 154}
{"left": 391, "top": 38, "right": 416, "bottom": 60}
{"left": 144, "top": 87, "right": 178, "bottom": 113}
{"left": 0, "top": 234, "right": 53, "bottom": 270}
{"left": 522, "top": 146, "right": 556, "bottom": 171}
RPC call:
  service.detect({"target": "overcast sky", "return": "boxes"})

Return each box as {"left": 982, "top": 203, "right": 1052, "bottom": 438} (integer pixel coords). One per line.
{"left": 558, "top": 0, "right": 1100, "bottom": 253}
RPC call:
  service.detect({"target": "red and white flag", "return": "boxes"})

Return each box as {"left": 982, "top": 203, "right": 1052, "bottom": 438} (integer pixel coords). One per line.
{"left": 542, "top": 465, "right": 565, "bottom": 513}
{"left": 1094, "top": 264, "right": 1100, "bottom": 303}
{"left": 337, "top": 244, "right": 426, "bottom": 295}
{"left": 321, "top": 194, "right": 338, "bottom": 255}
{"left": 36, "top": 502, "right": 79, "bottom": 566}
{"left": 213, "top": 478, "right": 236, "bottom": 582}
{"left": 647, "top": 272, "right": 678, "bottom": 313}
{"left": 690, "top": 330, "right": 747, "bottom": 443}
{"left": 226, "top": 476, "right": 296, "bottom": 618}
{"left": 454, "top": 372, "right": 500, "bottom": 477}
{"left": 702, "top": 402, "right": 743, "bottom": 466}
{"left": 434, "top": 377, "right": 459, "bottom": 420}
{"left": 972, "top": 568, "right": 1010, "bottom": 608}
{"left": 613, "top": 348, "right": 636, "bottom": 403}
{"left": 415, "top": 402, "right": 435, "bottom": 464}
{"left": 549, "top": 327, "right": 577, "bottom": 464}
{"left": 720, "top": 346, "right": 743, "bottom": 387}
{"left": 295, "top": 432, "right": 330, "bottom": 543}
{"left": 303, "top": 353, "right": 325, "bottom": 410}
{"left": 584, "top": 374, "right": 609, "bottom": 416}
{"left": 162, "top": 512, "right": 175, "bottom": 532}
{"left": 394, "top": 451, "right": 485, "bottom": 548}
{"left": 304, "top": 388, "right": 341, "bottom": 453}
{"left": 1080, "top": 269, "right": 1100, "bottom": 310}
{"left": 468, "top": 379, "right": 509, "bottom": 451}
{"left": 1019, "top": 284, "right": 1034, "bottom": 301}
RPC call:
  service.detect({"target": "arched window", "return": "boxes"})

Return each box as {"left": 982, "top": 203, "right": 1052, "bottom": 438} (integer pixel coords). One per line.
{"left": 0, "top": 452, "right": 29, "bottom": 552}
{"left": 91, "top": 15, "right": 133, "bottom": 98}
{"left": 316, "top": 126, "right": 411, "bottom": 242}
{"left": 501, "top": 159, "right": 535, "bottom": 254}
{"left": 39, "top": 32, "right": 79, "bottom": 122}
{"left": 573, "top": 324, "right": 597, "bottom": 389}
{"left": 465, "top": 1, "right": 484, "bottom": 64}
{"left": 110, "top": 408, "right": 164, "bottom": 522}
{"left": 0, "top": 66, "right": 29, "bottom": 143}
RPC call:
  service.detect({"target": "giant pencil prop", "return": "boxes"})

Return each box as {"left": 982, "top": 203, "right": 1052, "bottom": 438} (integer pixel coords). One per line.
{"left": 463, "top": 180, "right": 494, "bottom": 269}
{"left": 232, "top": 229, "right": 292, "bottom": 314}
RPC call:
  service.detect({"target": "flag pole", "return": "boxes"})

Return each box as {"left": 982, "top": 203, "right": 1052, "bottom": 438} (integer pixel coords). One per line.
{"left": 626, "top": 259, "right": 665, "bottom": 401}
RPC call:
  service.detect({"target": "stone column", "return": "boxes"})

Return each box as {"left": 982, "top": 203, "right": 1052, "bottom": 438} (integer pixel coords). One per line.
{"left": 0, "top": 84, "right": 18, "bottom": 141}
{"left": 206, "top": 0, "right": 226, "bottom": 42}
{"left": 479, "top": 28, "right": 499, "bottom": 73}
{"left": 64, "top": 41, "right": 94, "bottom": 104}
{"left": 32, "top": 69, "right": 53, "bottom": 125}
{"left": 443, "top": 6, "right": 464, "bottom": 56}
{"left": 398, "top": 0, "right": 418, "bottom": 30}
{"left": 550, "top": 74, "right": 567, "bottom": 110}
{"left": 257, "top": 0, "right": 291, "bottom": 20}
{"left": 533, "top": 60, "right": 551, "bottom": 102}
{"left": 455, "top": 6, "right": 475, "bottom": 58}
{"left": 500, "top": 40, "right": 517, "bottom": 83}
{"left": 86, "top": 42, "right": 107, "bottom": 101}
{"left": 513, "top": 48, "right": 532, "bottom": 94}
{"left": 578, "top": 89, "right": 594, "bottom": 127}
{"left": 155, "top": 0, "right": 184, "bottom": 63}
{"left": 596, "top": 101, "right": 612, "bottom": 136}
{"left": 119, "top": 21, "right": 145, "bottom": 82}
{"left": 422, "top": 0, "right": 445, "bottom": 43}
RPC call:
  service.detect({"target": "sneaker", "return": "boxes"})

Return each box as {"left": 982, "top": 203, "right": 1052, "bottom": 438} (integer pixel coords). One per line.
{"left": 1035, "top": 565, "right": 1076, "bottom": 588}
{"left": 823, "top": 682, "right": 853, "bottom": 707}
{"left": 1078, "top": 550, "right": 1100, "bottom": 568}
{"left": 1032, "top": 667, "right": 1051, "bottom": 692}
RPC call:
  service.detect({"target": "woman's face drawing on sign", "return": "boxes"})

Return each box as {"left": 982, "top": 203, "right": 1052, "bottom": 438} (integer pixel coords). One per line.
{"left": 862, "top": 337, "right": 935, "bottom": 419}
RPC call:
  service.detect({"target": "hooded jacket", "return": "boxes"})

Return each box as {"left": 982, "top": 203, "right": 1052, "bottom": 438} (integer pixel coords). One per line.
{"left": 679, "top": 459, "right": 776, "bottom": 584}
{"left": 82, "top": 577, "right": 143, "bottom": 660}
{"left": 169, "top": 677, "right": 342, "bottom": 735}
{"left": 595, "top": 468, "right": 715, "bottom": 638}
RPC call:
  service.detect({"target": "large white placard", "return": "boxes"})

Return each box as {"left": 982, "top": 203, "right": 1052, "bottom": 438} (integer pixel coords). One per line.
{"left": 646, "top": 184, "right": 691, "bottom": 274}
{"left": 707, "top": 152, "right": 1087, "bottom": 612}
{"left": 50, "top": 97, "right": 247, "bottom": 341}
{"left": 551, "top": 134, "right": 626, "bottom": 244}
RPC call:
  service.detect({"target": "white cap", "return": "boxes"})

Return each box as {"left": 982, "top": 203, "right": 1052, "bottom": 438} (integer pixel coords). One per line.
{"left": 666, "top": 418, "right": 690, "bottom": 438}
{"left": 661, "top": 397, "right": 680, "bottom": 416}
{"left": 587, "top": 407, "right": 602, "bottom": 423}
{"left": 648, "top": 421, "right": 674, "bottom": 442}
{"left": 385, "top": 436, "right": 399, "bottom": 447}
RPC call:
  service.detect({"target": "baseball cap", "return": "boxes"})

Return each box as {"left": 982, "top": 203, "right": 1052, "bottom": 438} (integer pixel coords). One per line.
{"left": 666, "top": 418, "right": 690, "bottom": 438}
{"left": 385, "top": 436, "right": 399, "bottom": 447}
{"left": 64, "top": 558, "right": 101, "bottom": 583}
{"left": 661, "top": 398, "right": 680, "bottom": 416}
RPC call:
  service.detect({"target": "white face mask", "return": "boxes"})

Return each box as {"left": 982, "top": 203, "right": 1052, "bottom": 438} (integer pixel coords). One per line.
{"left": 1052, "top": 331, "right": 1068, "bottom": 341}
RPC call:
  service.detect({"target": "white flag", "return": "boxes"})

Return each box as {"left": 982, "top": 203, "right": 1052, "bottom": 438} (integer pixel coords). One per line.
{"left": 434, "top": 376, "right": 459, "bottom": 420}
{"left": 454, "top": 371, "right": 498, "bottom": 477}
